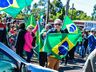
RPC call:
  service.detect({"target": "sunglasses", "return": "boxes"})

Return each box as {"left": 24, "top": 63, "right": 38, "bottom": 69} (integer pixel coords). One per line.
{"left": 54, "top": 24, "right": 61, "bottom": 26}
{"left": 29, "top": 27, "right": 33, "bottom": 29}
{"left": 14, "top": 30, "right": 16, "bottom": 31}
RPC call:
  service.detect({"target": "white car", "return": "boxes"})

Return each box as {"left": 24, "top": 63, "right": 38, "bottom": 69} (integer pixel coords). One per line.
{"left": 0, "top": 42, "right": 57, "bottom": 72}
{"left": 83, "top": 49, "right": 96, "bottom": 72}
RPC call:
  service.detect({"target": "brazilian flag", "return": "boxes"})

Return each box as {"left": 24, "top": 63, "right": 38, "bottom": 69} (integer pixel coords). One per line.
{"left": 0, "top": 0, "right": 33, "bottom": 17}
{"left": 43, "top": 16, "right": 82, "bottom": 59}
{"left": 43, "top": 33, "right": 80, "bottom": 60}
{"left": 38, "top": 12, "right": 45, "bottom": 52}
{"left": 26, "top": 14, "right": 36, "bottom": 28}
{"left": 62, "top": 16, "right": 78, "bottom": 33}
{"left": 62, "top": 16, "right": 82, "bottom": 41}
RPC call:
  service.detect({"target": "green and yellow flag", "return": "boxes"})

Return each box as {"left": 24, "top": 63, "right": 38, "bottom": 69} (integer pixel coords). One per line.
{"left": 26, "top": 14, "right": 36, "bottom": 27}
{"left": 44, "top": 33, "right": 79, "bottom": 59}
{"left": 38, "top": 12, "right": 45, "bottom": 52}
{"left": 62, "top": 16, "right": 82, "bottom": 44}
{"left": 62, "top": 16, "right": 78, "bottom": 33}
{"left": 43, "top": 16, "right": 82, "bottom": 59}
{"left": 0, "top": 0, "right": 33, "bottom": 17}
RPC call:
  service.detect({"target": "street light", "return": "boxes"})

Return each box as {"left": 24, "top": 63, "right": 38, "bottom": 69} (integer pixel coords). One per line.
{"left": 71, "top": 3, "right": 74, "bottom": 19}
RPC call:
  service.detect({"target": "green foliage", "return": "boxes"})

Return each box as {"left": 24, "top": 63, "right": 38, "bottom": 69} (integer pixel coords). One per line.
{"left": 68, "top": 9, "right": 92, "bottom": 20}
{"left": 31, "top": 0, "right": 46, "bottom": 20}
{"left": 30, "top": 0, "right": 92, "bottom": 21}
{"left": 49, "top": 0, "right": 65, "bottom": 20}
{"left": 49, "top": 0, "right": 91, "bottom": 20}
{"left": 92, "top": 4, "right": 96, "bottom": 20}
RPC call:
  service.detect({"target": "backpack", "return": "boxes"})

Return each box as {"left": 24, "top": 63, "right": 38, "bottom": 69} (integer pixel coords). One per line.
{"left": 31, "top": 32, "right": 36, "bottom": 47}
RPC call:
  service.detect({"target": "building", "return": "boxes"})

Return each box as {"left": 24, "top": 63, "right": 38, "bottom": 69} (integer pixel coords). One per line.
{"left": 48, "top": 19, "right": 96, "bottom": 31}
{"left": 73, "top": 20, "right": 96, "bottom": 31}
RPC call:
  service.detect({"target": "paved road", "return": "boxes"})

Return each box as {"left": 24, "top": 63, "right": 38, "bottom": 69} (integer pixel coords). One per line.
{"left": 59, "top": 58, "right": 86, "bottom": 72}
{"left": 32, "top": 55, "right": 86, "bottom": 72}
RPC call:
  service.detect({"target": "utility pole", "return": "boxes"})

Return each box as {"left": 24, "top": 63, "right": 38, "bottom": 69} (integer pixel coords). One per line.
{"left": 46, "top": 0, "right": 50, "bottom": 24}
{"left": 71, "top": 3, "right": 74, "bottom": 19}
{"left": 65, "top": 0, "right": 70, "bottom": 16}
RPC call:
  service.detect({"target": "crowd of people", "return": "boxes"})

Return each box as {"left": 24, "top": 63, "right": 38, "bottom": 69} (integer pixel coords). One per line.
{"left": 0, "top": 16, "right": 96, "bottom": 71}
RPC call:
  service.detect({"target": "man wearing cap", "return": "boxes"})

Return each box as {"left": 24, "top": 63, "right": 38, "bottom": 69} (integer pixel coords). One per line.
{"left": 46, "top": 19, "right": 68, "bottom": 70}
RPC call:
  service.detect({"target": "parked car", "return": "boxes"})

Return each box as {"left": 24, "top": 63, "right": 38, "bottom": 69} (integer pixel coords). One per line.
{"left": 83, "top": 49, "right": 96, "bottom": 72}
{"left": 0, "top": 42, "right": 57, "bottom": 72}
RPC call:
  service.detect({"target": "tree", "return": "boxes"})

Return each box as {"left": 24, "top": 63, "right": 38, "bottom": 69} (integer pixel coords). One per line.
{"left": 92, "top": 4, "right": 96, "bottom": 20}
{"left": 31, "top": 0, "right": 92, "bottom": 21}
{"left": 31, "top": 1, "right": 46, "bottom": 20}
{"left": 49, "top": 0, "right": 65, "bottom": 20}
{"left": 68, "top": 9, "right": 92, "bottom": 20}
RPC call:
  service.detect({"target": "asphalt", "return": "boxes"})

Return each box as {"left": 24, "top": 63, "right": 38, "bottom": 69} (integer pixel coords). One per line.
{"left": 31, "top": 54, "right": 86, "bottom": 72}
{"left": 59, "top": 57, "right": 85, "bottom": 72}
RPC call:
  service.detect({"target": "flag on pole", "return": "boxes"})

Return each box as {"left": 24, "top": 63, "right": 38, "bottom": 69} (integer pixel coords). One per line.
{"left": 26, "top": 14, "right": 36, "bottom": 27}
{"left": 62, "top": 16, "right": 82, "bottom": 46}
{"left": 38, "top": 12, "right": 45, "bottom": 52}
{"left": 39, "top": 12, "right": 44, "bottom": 32}
{"left": 62, "top": 16, "right": 78, "bottom": 33}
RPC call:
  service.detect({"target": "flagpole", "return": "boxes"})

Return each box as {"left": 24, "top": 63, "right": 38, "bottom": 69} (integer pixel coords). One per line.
{"left": 46, "top": 0, "right": 50, "bottom": 24}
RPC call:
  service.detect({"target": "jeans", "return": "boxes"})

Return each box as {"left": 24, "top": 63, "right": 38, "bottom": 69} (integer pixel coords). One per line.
{"left": 26, "top": 49, "right": 34, "bottom": 62}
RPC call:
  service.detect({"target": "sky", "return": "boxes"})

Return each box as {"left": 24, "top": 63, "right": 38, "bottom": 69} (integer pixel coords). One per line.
{"left": 33, "top": 0, "right": 96, "bottom": 16}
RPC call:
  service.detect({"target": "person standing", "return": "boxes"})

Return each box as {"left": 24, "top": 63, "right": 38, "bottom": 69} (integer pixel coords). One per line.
{"left": 8, "top": 26, "right": 17, "bottom": 51}
{"left": 24, "top": 24, "right": 38, "bottom": 62}
{"left": 0, "top": 20, "right": 8, "bottom": 45}
{"left": 39, "top": 24, "right": 52, "bottom": 67}
{"left": 40, "top": 24, "right": 52, "bottom": 40}
{"left": 46, "top": 19, "right": 68, "bottom": 70}
{"left": 88, "top": 28, "right": 96, "bottom": 54}
{"left": 15, "top": 23, "right": 26, "bottom": 58}
{"left": 82, "top": 30, "right": 88, "bottom": 57}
